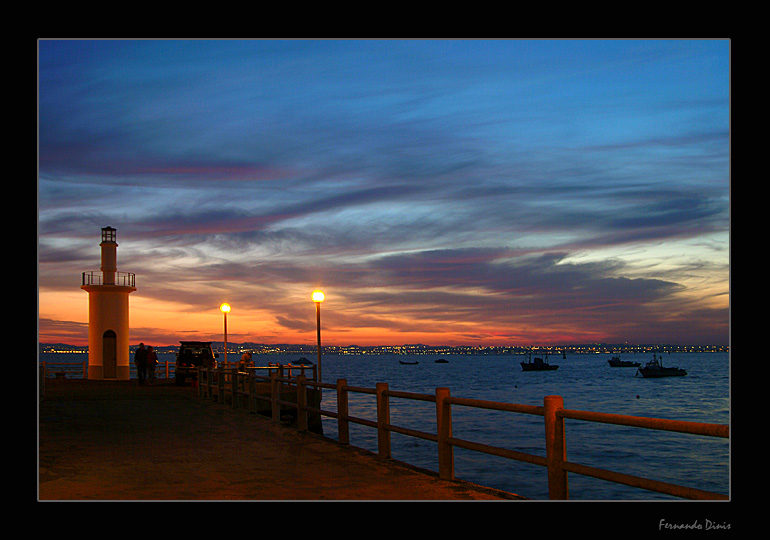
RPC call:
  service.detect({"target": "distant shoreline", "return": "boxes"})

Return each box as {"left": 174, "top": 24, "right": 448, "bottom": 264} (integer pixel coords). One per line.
{"left": 40, "top": 342, "right": 729, "bottom": 356}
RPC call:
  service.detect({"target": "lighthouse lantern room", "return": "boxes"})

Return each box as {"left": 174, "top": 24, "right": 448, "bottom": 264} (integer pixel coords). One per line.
{"left": 81, "top": 226, "right": 136, "bottom": 380}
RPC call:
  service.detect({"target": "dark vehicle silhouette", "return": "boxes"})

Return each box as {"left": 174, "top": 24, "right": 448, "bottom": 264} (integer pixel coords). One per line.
{"left": 175, "top": 341, "right": 218, "bottom": 385}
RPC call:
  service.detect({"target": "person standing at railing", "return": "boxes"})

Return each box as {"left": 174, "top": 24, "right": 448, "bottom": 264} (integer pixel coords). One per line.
{"left": 146, "top": 346, "right": 158, "bottom": 385}
{"left": 134, "top": 343, "right": 148, "bottom": 385}
{"left": 238, "top": 351, "right": 254, "bottom": 371}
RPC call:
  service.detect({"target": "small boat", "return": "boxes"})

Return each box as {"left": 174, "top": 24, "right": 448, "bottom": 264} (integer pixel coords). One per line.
{"left": 521, "top": 350, "right": 558, "bottom": 371}
{"left": 636, "top": 354, "right": 686, "bottom": 378}
{"left": 608, "top": 356, "right": 640, "bottom": 368}
{"left": 435, "top": 358, "right": 448, "bottom": 363}
{"left": 399, "top": 360, "right": 419, "bottom": 365}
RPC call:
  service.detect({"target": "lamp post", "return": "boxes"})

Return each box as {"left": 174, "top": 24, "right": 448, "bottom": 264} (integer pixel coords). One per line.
{"left": 220, "top": 303, "right": 231, "bottom": 365}
{"left": 312, "top": 290, "right": 324, "bottom": 383}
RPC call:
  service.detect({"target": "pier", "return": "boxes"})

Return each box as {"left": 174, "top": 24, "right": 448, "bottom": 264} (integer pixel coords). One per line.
{"left": 38, "top": 365, "right": 729, "bottom": 501}
{"left": 38, "top": 380, "right": 523, "bottom": 500}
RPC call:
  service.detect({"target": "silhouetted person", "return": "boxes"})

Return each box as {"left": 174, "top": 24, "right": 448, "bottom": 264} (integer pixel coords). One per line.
{"left": 238, "top": 351, "right": 253, "bottom": 371}
{"left": 146, "top": 345, "right": 158, "bottom": 385}
{"left": 135, "top": 343, "right": 148, "bottom": 385}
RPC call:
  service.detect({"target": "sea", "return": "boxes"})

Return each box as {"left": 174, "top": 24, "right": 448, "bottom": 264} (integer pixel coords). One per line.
{"left": 38, "top": 351, "right": 730, "bottom": 501}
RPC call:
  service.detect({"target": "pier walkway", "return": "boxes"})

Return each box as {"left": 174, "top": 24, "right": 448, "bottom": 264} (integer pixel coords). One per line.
{"left": 38, "top": 380, "right": 524, "bottom": 501}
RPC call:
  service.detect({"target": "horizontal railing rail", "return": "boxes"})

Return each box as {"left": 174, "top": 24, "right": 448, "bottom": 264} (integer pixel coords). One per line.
{"left": 195, "top": 370, "right": 729, "bottom": 501}
{"left": 558, "top": 408, "right": 729, "bottom": 437}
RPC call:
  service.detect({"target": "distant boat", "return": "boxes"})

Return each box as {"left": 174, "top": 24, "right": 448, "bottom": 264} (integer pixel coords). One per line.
{"left": 399, "top": 360, "right": 419, "bottom": 365}
{"left": 608, "top": 356, "right": 640, "bottom": 368}
{"left": 636, "top": 354, "right": 686, "bottom": 378}
{"left": 435, "top": 358, "right": 448, "bottom": 363}
{"left": 521, "top": 350, "right": 558, "bottom": 371}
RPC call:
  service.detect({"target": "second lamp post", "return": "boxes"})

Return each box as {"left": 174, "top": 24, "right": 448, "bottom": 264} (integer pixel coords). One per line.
{"left": 220, "top": 302, "right": 231, "bottom": 365}
{"left": 312, "top": 290, "right": 324, "bottom": 383}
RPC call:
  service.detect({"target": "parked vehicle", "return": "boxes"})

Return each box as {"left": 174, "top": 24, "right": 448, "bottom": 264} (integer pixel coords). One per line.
{"left": 175, "top": 341, "right": 218, "bottom": 385}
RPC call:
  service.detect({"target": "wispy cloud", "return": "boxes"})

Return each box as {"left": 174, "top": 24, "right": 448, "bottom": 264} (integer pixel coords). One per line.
{"left": 38, "top": 39, "right": 730, "bottom": 346}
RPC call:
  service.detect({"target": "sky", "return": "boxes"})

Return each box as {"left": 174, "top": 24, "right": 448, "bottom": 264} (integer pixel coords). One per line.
{"left": 37, "top": 39, "right": 730, "bottom": 348}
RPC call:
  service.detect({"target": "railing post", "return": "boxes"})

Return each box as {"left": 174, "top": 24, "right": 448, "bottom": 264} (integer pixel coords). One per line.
{"left": 248, "top": 369, "right": 256, "bottom": 413}
{"left": 337, "top": 379, "right": 349, "bottom": 445}
{"left": 544, "top": 395, "right": 569, "bottom": 500}
{"left": 436, "top": 387, "right": 454, "bottom": 480}
{"left": 270, "top": 370, "right": 280, "bottom": 423}
{"left": 217, "top": 364, "right": 225, "bottom": 403}
{"left": 297, "top": 374, "right": 308, "bottom": 432}
{"left": 231, "top": 367, "right": 238, "bottom": 408}
{"left": 376, "top": 382, "right": 391, "bottom": 458}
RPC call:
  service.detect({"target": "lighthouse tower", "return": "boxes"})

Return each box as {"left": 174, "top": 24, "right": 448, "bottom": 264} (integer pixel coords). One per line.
{"left": 81, "top": 227, "right": 136, "bottom": 380}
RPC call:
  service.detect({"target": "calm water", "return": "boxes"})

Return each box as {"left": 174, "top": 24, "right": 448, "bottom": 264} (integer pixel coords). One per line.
{"left": 39, "top": 351, "right": 730, "bottom": 500}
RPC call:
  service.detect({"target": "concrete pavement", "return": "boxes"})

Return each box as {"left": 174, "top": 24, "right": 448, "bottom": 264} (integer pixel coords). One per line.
{"left": 38, "top": 379, "right": 525, "bottom": 501}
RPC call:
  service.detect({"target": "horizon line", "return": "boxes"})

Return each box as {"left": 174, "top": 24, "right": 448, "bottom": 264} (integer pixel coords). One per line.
{"left": 40, "top": 341, "right": 729, "bottom": 350}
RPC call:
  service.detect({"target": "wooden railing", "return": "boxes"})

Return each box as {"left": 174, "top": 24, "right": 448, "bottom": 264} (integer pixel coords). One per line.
{"left": 39, "top": 359, "right": 272, "bottom": 381}
{"left": 197, "top": 363, "right": 317, "bottom": 410}
{"left": 197, "top": 368, "right": 729, "bottom": 501}
{"left": 39, "top": 361, "right": 88, "bottom": 379}
{"left": 39, "top": 361, "right": 175, "bottom": 380}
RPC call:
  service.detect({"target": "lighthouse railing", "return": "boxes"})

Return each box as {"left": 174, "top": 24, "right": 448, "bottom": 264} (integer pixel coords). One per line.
{"left": 81, "top": 271, "right": 136, "bottom": 287}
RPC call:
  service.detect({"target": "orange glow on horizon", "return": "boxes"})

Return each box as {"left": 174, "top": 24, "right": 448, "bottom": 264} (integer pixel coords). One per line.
{"left": 38, "top": 281, "right": 729, "bottom": 348}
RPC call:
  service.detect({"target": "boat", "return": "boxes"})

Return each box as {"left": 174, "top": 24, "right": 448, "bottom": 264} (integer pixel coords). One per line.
{"left": 435, "top": 358, "right": 448, "bottom": 363}
{"left": 520, "top": 350, "right": 558, "bottom": 371}
{"left": 636, "top": 354, "right": 686, "bottom": 378}
{"left": 399, "top": 360, "right": 419, "bottom": 365}
{"left": 608, "top": 356, "right": 640, "bottom": 368}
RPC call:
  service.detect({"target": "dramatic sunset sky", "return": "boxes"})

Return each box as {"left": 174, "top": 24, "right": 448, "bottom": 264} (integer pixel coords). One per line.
{"left": 38, "top": 39, "right": 730, "bottom": 348}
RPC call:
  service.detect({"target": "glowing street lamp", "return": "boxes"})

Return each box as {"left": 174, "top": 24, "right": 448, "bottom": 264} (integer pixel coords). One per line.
{"left": 312, "top": 290, "right": 324, "bottom": 383}
{"left": 220, "top": 303, "right": 231, "bottom": 364}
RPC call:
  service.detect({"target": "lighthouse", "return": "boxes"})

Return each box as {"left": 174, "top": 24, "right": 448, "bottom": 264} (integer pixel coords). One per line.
{"left": 81, "top": 227, "right": 136, "bottom": 380}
